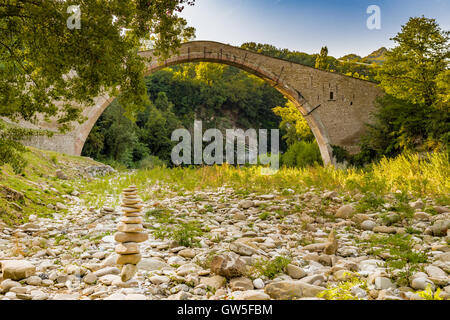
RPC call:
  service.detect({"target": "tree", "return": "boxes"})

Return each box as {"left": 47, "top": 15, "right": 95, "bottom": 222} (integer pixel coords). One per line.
{"left": 83, "top": 62, "right": 288, "bottom": 167}
{"left": 376, "top": 16, "right": 449, "bottom": 107}
{"left": 272, "top": 101, "right": 314, "bottom": 145}
{"left": 139, "top": 92, "right": 182, "bottom": 162}
{"left": 357, "top": 17, "right": 449, "bottom": 161}
{"left": 0, "top": 0, "right": 196, "bottom": 170}
{"left": 315, "top": 46, "right": 329, "bottom": 70}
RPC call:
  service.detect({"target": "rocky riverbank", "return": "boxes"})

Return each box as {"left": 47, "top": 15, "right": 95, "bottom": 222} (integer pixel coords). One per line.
{"left": 1, "top": 184, "right": 449, "bottom": 300}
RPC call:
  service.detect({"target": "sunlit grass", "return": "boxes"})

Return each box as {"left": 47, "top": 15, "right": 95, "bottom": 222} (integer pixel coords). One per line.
{"left": 78, "top": 152, "right": 449, "bottom": 207}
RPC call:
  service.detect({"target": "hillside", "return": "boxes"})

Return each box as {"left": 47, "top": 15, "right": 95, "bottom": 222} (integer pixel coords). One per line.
{"left": 363, "top": 47, "right": 388, "bottom": 65}
{"left": 0, "top": 147, "right": 114, "bottom": 226}
{"left": 339, "top": 47, "right": 388, "bottom": 65}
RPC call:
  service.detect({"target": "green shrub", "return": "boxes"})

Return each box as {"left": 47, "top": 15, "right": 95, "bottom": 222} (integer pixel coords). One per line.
{"left": 416, "top": 286, "right": 443, "bottom": 300}
{"left": 138, "top": 155, "right": 167, "bottom": 169}
{"left": 367, "top": 234, "right": 428, "bottom": 286}
{"left": 253, "top": 256, "right": 291, "bottom": 279}
{"left": 317, "top": 276, "right": 367, "bottom": 300}
{"left": 171, "top": 221, "right": 204, "bottom": 247}
{"left": 153, "top": 220, "right": 204, "bottom": 248}
{"left": 282, "top": 141, "right": 323, "bottom": 168}
{"left": 259, "top": 211, "right": 270, "bottom": 220}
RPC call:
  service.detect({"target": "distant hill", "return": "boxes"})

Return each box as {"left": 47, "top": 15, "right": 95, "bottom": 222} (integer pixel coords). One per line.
{"left": 339, "top": 47, "right": 387, "bottom": 65}
{"left": 339, "top": 54, "right": 362, "bottom": 62}
{"left": 363, "top": 47, "right": 388, "bottom": 65}
{"left": 241, "top": 42, "right": 384, "bottom": 81}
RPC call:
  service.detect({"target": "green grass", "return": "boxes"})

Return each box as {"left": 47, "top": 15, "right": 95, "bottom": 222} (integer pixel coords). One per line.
{"left": 364, "top": 234, "right": 428, "bottom": 286}
{"left": 259, "top": 211, "right": 271, "bottom": 220}
{"left": 355, "top": 192, "right": 385, "bottom": 213}
{"left": 151, "top": 219, "right": 205, "bottom": 248}
{"left": 317, "top": 276, "right": 368, "bottom": 300}
{"left": 78, "top": 152, "right": 449, "bottom": 210}
{"left": 1, "top": 149, "right": 448, "bottom": 226}
{"left": 0, "top": 147, "right": 100, "bottom": 225}
{"left": 252, "top": 256, "right": 292, "bottom": 280}
{"left": 145, "top": 208, "right": 175, "bottom": 224}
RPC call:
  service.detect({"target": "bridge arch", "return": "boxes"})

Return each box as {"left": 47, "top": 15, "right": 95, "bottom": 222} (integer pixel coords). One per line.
{"left": 26, "top": 41, "right": 383, "bottom": 166}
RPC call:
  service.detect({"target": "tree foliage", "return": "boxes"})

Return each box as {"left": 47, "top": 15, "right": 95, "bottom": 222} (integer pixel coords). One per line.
{"left": 0, "top": 0, "right": 195, "bottom": 168}
{"left": 82, "top": 62, "right": 287, "bottom": 167}
{"left": 376, "top": 16, "right": 449, "bottom": 107}
{"left": 272, "top": 101, "right": 322, "bottom": 167}
{"left": 358, "top": 17, "right": 450, "bottom": 161}
{"left": 315, "top": 46, "right": 329, "bottom": 70}
{"left": 272, "top": 101, "right": 314, "bottom": 145}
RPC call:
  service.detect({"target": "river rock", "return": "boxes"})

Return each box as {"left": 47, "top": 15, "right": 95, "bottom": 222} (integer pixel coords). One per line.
{"left": 116, "top": 254, "right": 142, "bottom": 265}
{"left": 264, "top": 280, "right": 325, "bottom": 300}
{"left": 210, "top": 253, "right": 247, "bottom": 279}
{"left": 286, "top": 264, "right": 306, "bottom": 279}
{"left": 230, "top": 277, "right": 254, "bottom": 291}
{"left": 115, "top": 242, "right": 140, "bottom": 255}
{"left": 324, "top": 229, "right": 338, "bottom": 255}
{"left": 431, "top": 219, "right": 450, "bottom": 237}
{"left": 1, "top": 260, "right": 36, "bottom": 280}
{"left": 114, "top": 232, "right": 148, "bottom": 243}
{"left": 361, "top": 220, "right": 377, "bottom": 231}
{"left": 200, "top": 275, "right": 226, "bottom": 290}
{"left": 230, "top": 242, "right": 257, "bottom": 256}
{"left": 120, "top": 264, "right": 138, "bottom": 282}
{"left": 335, "top": 205, "right": 355, "bottom": 219}
{"left": 411, "top": 277, "right": 435, "bottom": 291}
{"left": 137, "top": 258, "right": 170, "bottom": 271}
{"left": 235, "top": 290, "right": 270, "bottom": 300}
{"left": 1, "top": 279, "right": 21, "bottom": 292}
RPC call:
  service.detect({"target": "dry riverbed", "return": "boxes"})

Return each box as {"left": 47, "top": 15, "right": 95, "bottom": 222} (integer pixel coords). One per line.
{"left": 1, "top": 181, "right": 449, "bottom": 300}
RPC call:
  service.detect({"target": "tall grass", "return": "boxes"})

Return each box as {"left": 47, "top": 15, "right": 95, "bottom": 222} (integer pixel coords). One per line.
{"left": 78, "top": 152, "right": 449, "bottom": 205}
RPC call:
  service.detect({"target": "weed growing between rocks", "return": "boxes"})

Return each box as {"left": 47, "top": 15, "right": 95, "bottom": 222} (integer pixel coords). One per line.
{"left": 367, "top": 234, "right": 428, "bottom": 286}
{"left": 252, "top": 256, "right": 292, "bottom": 280}
{"left": 317, "top": 276, "right": 368, "bottom": 300}
{"left": 151, "top": 220, "right": 205, "bottom": 248}
{"left": 416, "top": 285, "right": 443, "bottom": 300}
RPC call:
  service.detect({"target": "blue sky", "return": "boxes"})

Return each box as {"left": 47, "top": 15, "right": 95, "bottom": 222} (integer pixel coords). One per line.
{"left": 180, "top": 0, "right": 450, "bottom": 57}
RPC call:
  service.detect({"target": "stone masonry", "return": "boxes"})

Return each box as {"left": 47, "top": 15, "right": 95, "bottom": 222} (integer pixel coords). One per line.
{"left": 21, "top": 41, "right": 384, "bottom": 165}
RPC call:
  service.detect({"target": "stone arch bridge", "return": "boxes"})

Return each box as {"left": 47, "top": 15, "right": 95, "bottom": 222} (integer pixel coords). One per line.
{"left": 24, "top": 40, "right": 383, "bottom": 165}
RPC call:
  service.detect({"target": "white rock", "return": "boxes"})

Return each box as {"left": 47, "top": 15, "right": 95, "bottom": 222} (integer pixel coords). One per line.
{"left": 253, "top": 278, "right": 265, "bottom": 289}
{"left": 125, "top": 294, "right": 147, "bottom": 300}
{"left": 425, "top": 265, "right": 446, "bottom": 279}
{"left": 25, "top": 276, "right": 42, "bottom": 286}
{"left": 5, "top": 292, "right": 16, "bottom": 299}
{"left": 335, "top": 205, "right": 355, "bottom": 219}
{"left": 149, "top": 275, "right": 170, "bottom": 285}
{"left": 1, "top": 279, "right": 21, "bottom": 292}
{"left": 411, "top": 277, "right": 435, "bottom": 291}
{"left": 0, "top": 260, "right": 36, "bottom": 280}
{"left": 104, "top": 293, "right": 127, "bottom": 300}
{"left": 375, "top": 277, "right": 396, "bottom": 290}
{"left": 98, "top": 274, "right": 121, "bottom": 286}
{"left": 234, "top": 290, "right": 270, "bottom": 300}
{"left": 239, "top": 200, "right": 255, "bottom": 209}
{"left": 137, "top": 258, "right": 170, "bottom": 271}
{"left": 361, "top": 220, "right": 377, "bottom": 231}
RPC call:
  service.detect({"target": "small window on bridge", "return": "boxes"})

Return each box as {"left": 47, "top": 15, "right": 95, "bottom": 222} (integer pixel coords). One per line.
{"left": 350, "top": 101, "right": 353, "bottom": 106}
{"left": 329, "top": 92, "right": 334, "bottom": 100}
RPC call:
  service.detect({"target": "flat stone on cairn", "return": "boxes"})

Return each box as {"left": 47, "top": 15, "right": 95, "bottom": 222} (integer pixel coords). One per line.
{"left": 114, "top": 185, "right": 148, "bottom": 282}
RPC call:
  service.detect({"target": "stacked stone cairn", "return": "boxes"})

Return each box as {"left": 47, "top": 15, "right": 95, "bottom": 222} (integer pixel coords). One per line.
{"left": 114, "top": 185, "right": 148, "bottom": 282}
